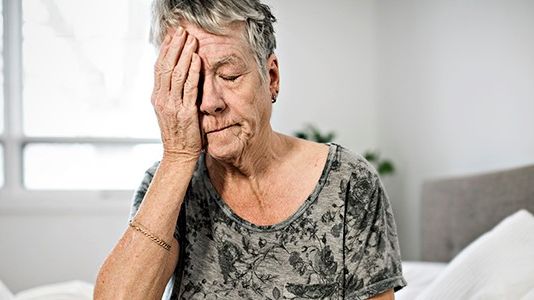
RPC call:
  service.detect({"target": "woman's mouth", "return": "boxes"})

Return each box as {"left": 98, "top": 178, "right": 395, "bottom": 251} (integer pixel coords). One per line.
{"left": 206, "top": 124, "right": 236, "bottom": 134}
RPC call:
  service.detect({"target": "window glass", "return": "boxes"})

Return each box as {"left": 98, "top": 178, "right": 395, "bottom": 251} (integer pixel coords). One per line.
{"left": 24, "top": 143, "right": 162, "bottom": 190}
{"left": 22, "top": 0, "right": 159, "bottom": 138}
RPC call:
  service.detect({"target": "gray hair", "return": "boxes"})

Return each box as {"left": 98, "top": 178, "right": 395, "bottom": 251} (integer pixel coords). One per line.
{"left": 150, "top": 0, "right": 277, "bottom": 77}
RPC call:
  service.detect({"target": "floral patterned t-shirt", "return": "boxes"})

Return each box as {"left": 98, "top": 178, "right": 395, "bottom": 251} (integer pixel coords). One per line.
{"left": 129, "top": 143, "right": 407, "bottom": 300}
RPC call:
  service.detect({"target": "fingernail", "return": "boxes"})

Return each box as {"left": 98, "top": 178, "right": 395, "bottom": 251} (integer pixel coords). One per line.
{"left": 163, "top": 34, "right": 171, "bottom": 44}
{"left": 176, "top": 26, "right": 184, "bottom": 36}
{"left": 187, "top": 35, "right": 195, "bottom": 44}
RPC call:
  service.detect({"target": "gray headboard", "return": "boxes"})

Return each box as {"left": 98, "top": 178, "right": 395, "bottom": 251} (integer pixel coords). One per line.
{"left": 420, "top": 164, "right": 534, "bottom": 262}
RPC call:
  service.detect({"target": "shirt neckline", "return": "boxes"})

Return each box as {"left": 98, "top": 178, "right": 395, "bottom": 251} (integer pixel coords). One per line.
{"left": 199, "top": 142, "right": 338, "bottom": 232}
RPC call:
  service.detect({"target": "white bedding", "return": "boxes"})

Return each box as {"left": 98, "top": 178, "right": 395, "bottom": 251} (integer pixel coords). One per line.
{"left": 0, "top": 280, "right": 14, "bottom": 300}
{"left": 0, "top": 281, "right": 93, "bottom": 300}
{"left": 395, "top": 261, "right": 447, "bottom": 300}
{"left": 397, "top": 209, "right": 534, "bottom": 300}
{"left": 415, "top": 209, "right": 534, "bottom": 300}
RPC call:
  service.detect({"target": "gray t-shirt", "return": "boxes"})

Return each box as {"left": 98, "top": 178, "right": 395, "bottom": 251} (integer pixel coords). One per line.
{"left": 129, "top": 143, "right": 407, "bottom": 299}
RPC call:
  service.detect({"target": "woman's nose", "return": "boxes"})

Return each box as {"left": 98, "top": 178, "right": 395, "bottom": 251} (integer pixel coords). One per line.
{"left": 199, "top": 78, "right": 226, "bottom": 115}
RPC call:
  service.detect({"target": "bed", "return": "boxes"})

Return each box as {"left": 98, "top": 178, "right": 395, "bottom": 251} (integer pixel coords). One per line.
{"left": 396, "top": 163, "right": 534, "bottom": 299}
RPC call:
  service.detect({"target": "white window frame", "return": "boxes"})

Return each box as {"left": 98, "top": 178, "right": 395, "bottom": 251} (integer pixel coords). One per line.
{"left": 0, "top": 0, "right": 159, "bottom": 214}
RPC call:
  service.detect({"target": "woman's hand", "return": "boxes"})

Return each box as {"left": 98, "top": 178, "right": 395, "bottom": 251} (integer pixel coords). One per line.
{"left": 151, "top": 26, "right": 202, "bottom": 163}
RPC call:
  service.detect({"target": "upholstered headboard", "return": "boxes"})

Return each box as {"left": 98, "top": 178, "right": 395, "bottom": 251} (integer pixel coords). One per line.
{"left": 420, "top": 164, "right": 534, "bottom": 262}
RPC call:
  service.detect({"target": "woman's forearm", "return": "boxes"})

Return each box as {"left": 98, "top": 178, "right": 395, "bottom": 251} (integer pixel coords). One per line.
{"left": 94, "top": 159, "right": 197, "bottom": 300}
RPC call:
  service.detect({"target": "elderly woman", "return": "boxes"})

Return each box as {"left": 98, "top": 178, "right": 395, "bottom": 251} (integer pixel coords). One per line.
{"left": 95, "top": 0, "right": 406, "bottom": 299}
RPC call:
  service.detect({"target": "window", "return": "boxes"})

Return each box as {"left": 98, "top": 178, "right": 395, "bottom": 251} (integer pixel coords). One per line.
{"left": 1, "top": 0, "right": 164, "bottom": 205}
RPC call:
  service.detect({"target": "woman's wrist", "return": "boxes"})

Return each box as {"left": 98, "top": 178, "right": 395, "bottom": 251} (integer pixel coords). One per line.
{"left": 160, "top": 153, "right": 199, "bottom": 169}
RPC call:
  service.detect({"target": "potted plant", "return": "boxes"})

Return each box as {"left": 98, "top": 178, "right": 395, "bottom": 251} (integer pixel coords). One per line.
{"left": 294, "top": 124, "right": 395, "bottom": 176}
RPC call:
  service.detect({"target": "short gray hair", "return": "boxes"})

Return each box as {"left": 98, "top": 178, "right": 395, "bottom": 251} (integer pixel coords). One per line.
{"left": 150, "top": 0, "right": 277, "bottom": 77}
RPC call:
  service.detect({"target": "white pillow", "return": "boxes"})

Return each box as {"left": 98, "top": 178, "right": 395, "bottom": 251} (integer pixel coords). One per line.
{"left": 0, "top": 280, "right": 14, "bottom": 300}
{"left": 521, "top": 288, "right": 534, "bottom": 300}
{"left": 396, "top": 261, "right": 447, "bottom": 300}
{"left": 416, "top": 209, "right": 534, "bottom": 300}
{"left": 14, "top": 281, "right": 93, "bottom": 300}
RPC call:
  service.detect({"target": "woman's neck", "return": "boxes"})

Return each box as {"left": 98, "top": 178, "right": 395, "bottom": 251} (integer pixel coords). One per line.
{"left": 206, "top": 130, "right": 299, "bottom": 210}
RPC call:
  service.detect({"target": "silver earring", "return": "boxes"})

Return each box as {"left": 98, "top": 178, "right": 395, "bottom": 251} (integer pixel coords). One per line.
{"left": 272, "top": 91, "right": 278, "bottom": 103}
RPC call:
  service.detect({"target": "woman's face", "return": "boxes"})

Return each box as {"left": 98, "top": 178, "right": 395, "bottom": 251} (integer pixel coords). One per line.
{"left": 175, "top": 22, "right": 279, "bottom": 162}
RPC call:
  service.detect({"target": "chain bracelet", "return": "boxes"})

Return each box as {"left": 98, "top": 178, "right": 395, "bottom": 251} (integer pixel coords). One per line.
{"left": 129, "top": 219, "right": 171, "bottom": 251}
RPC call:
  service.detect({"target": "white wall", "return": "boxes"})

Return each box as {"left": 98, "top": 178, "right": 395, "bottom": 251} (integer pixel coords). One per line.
{"left": 375, "top": 0, "right": 534, "bottom": 259}
{"left": 0, "top": 211, "right": 129, "bottom": 292}
{"left": 268, "top": 0, "right": 379, "bottom": 152}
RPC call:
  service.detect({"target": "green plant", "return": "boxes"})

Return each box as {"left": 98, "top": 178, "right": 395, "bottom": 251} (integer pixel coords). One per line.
{"left": 294, "top": 124, "right": 395, "bottom": 177}
{"left": 363, "top": 150, "right": 395, "bottom": 176}
{"left": 294, "top": 124, "right": 335, "bottom": 143}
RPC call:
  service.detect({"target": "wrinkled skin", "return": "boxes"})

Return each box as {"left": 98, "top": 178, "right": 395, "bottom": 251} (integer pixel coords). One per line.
{"left": 151, "top": 26, "right": 203, "bottom": 164}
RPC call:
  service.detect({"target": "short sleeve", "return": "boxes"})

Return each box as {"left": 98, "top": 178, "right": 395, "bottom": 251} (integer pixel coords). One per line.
{"left": 343, "top": 163, "right": 407, "bottom": 299}
{"left": 128, "top": 161, "right": 184, "bottom": 243}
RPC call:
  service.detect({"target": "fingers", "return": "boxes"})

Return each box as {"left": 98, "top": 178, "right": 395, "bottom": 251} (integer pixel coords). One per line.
{"left": 170, "top": 35, "right": 198, "bottom": 104}
{"left": 151, "top": 34, "right": 172, "bottom": 105}
{"left": 159, "top": 27, "right": 187, "bottom": 94}
{"left": 182, "top": 53, "right": 201, "bottom": 108}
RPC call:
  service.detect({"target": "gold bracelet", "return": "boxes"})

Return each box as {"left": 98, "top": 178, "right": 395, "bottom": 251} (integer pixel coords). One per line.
{"left": 129, "top": 219, "right": 171, "bottom": 251}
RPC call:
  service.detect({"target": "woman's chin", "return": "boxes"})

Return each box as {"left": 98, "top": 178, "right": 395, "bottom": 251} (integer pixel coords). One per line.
{"left": 204, "top": 125, "right": 246, "bottom": 160}
{"left": 205, "top": 137, "right": 243, "bottom": 162}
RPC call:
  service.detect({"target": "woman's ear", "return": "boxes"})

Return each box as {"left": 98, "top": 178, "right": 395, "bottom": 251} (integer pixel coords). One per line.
{"left": 266, "top": 53, "right": 280, "bottom": 98}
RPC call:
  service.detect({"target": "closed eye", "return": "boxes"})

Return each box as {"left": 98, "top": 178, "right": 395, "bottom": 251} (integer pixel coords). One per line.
{"left": 219, "top": 74, "right": 241, "bottom": 81}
